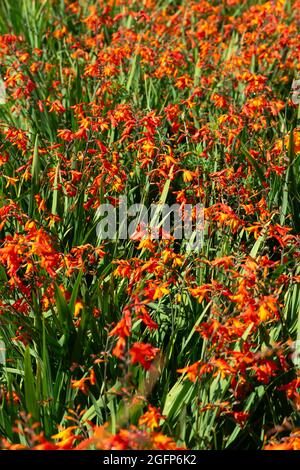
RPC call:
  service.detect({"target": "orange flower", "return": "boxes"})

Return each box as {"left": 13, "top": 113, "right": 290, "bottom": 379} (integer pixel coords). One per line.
{"left": 71, "top": 368, "right": 96, "bottom": 394}
{"left": 189, "top": 284, "right": 211, "bottom": 303}
{"left": 139, "top": 405, "right": 165, "bottom": 430}
{"left": 71, "top": 376, "right": 90, "bottom": 394}
{"left": 74, "top": 300, "right": 83, "bottom": 317}
{"left": 258, "top": 296, "right": 278, "bottom": 322}
{"left": 129, "top": 342, "right": 159, "bottom": 370}
{"left": 177, "top": 361, "right": 202, "bottom": 382}
{"left": 264, "top": 430, "right": 300, "bottom": 450}
{"left": 51, "top": 426, "right": 79, "bottom": 448}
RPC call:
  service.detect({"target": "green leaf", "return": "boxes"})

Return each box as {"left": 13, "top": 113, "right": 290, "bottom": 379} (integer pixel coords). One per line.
{"left": 24, "top": 346, "right": 39, "bottom": 421}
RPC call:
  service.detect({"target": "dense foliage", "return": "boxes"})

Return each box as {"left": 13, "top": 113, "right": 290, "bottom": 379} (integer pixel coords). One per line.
{"left": 0, "top": 0, "right": 299, "bottom": 450}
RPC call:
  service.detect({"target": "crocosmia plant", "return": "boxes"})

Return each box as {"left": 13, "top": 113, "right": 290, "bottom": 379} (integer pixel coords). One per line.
{"left": 0, "top": 0, "right": 299, "bottom": 451}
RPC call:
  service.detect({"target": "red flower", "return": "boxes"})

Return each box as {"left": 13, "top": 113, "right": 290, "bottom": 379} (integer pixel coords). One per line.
{"left": 129, "top": 342, "right": 159, "bottom": 370}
